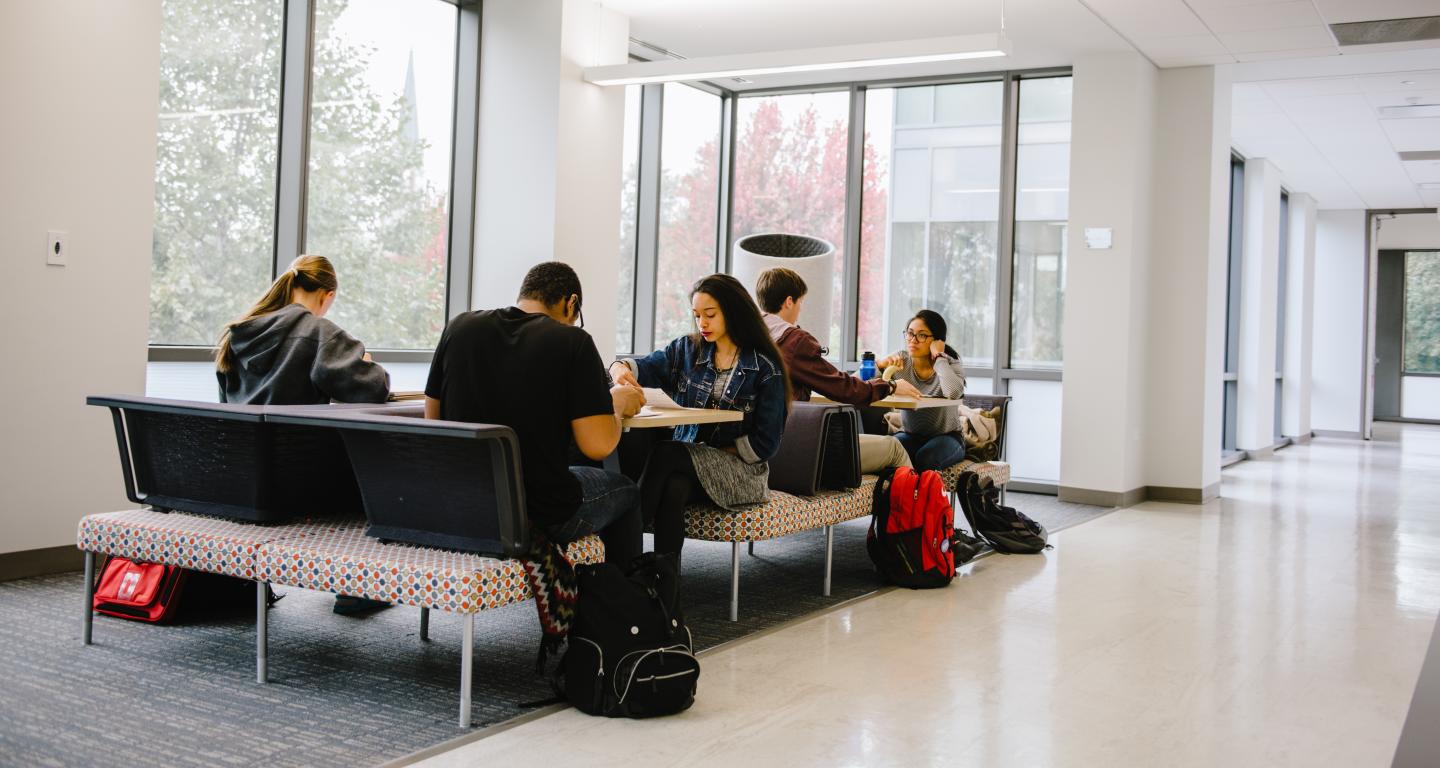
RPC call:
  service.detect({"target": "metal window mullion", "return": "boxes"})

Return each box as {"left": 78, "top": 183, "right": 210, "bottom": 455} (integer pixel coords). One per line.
{"left": 840, "top": 84, "right": 867, "bottom": 363}
{"left": 717, "top": 92, "right": 737, "bottom": 274}
{"left": 446, "top": 7, "right": 480, "bottom": 316}
{"left": 633, "top": 82, "right": 664, "bottom": 354}
{"left": 272, "top": 0, "right": 316, "bottom": 277}
{"left": 993, "top": 74, "right": 1020, "bottom": 394}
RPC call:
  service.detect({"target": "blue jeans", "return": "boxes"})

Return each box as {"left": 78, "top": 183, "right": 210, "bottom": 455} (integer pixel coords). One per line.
{"left": 546, "top": 467, "right": 642, "bottom": 566}
{"left": 894, "top": 431, "right": 969, "bottom": 473}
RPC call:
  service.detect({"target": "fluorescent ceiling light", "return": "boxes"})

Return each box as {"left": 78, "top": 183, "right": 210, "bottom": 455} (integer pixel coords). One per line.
{"left": 584, "top": 33, "right": 1009, "bottom": 87}
{"left": 1379, "top": 104, "right": 1440, "bottom": 118}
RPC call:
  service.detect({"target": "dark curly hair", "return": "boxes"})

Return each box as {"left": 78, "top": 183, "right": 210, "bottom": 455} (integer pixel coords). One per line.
{"left": 517, "top": 261, "right": 583, "bottom": 313}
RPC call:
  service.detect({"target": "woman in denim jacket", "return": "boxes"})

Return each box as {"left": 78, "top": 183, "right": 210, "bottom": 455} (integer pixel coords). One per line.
{"left": 610, "top": 274, "right": 790, "bottom": 562}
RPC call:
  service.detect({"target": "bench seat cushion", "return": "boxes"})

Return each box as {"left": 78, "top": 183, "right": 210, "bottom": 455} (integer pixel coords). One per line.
{"left": 254, "top": 523, "right": 605, "bottom": 614}
{"left": 938, "top": 460, "right": 1011, "bottom": 493}
{"left": 684, "top": 476, "right": 879, "bottom": 543}
{"left": 76, "top": 510, "right": 344, "bottom": 580}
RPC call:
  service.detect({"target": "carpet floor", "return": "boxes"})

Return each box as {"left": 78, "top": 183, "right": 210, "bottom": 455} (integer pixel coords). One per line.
{"left": 0, "top": 492, "right": 1107, "bottom": 768}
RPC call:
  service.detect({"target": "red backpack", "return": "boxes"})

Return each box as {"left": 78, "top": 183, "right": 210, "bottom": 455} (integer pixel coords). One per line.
{"left": 93, "top": 558, "right": 187, "bottom": 623}
{"left": 866, "top": 467, "right": 955, "bottom": 588}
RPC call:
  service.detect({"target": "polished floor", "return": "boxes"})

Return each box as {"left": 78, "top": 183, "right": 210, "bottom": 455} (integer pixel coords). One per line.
{"left": 406, "top": 424, "right": 1440, "bottom": 768}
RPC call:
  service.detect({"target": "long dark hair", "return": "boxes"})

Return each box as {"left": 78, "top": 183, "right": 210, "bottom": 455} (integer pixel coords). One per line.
{"left": 911, "top": 309, "right": 959, "bottom": 360}
{"left": 690, "top": 273, "right": 792, "bottom": 404}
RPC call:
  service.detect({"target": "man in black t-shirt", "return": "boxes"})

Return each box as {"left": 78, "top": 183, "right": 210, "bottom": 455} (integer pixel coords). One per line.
{"left": 424, "top": 262, "right": 645, "bottom": 564}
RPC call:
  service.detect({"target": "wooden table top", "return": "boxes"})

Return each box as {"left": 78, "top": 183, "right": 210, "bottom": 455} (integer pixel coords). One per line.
{"left": 811, "top": 394, "right": 964, "bottom": 410}
{"left": 621, "top": 406, "right": 745, "bottom": 429}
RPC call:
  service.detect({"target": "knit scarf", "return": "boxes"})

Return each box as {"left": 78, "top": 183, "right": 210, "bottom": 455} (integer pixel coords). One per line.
{"left": 520, "top": 531, "right": 579, "bottom": 673}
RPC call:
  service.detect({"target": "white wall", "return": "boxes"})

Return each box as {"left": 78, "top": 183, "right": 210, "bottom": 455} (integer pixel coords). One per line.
{"left": 1236, "top": 158, "right": 1282, "bottom": 451}
{"left": 1376, "top": 212, "right": 1440, "bottom": 249}
{"left": 1311, "top": 209, "right": 1366, "bottom": 433}
{"left": 473, "top": 0, "right": 628, "bottom": 361}
{"left": 0, "top": 0, "right": 161, "bottom": 554}
{"left": 1144, "top": 65, "right": 1230, "bottom": 494}
{"left": 1059, "top": 51, "right": 1156, "bottom": 499}
{"left": 1282, "top": 193, "right": 1317, "bottom": 437}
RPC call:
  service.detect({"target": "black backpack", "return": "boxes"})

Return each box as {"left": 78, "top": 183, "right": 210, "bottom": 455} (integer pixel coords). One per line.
{"left": 958, "top": 471, "right": 1050, "bottom": 555}
{"left": 561, "top": 553, "right": 700, "bottom": 718}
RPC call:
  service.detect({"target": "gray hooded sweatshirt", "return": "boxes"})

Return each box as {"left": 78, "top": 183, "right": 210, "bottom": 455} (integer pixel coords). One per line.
{"left": 217, "top": 303, "right": 390, "bottom": 405}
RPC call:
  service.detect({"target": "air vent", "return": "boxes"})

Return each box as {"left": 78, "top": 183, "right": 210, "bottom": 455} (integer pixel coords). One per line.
{"left": 1331, "top": 16, "right": 1440, "bottom": 46}
{"left": 1399, "top": 151, "right": 1440, "bottom": 162}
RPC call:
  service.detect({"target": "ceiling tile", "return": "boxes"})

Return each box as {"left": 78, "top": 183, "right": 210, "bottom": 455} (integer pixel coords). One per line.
{"left": 1380, "top": 116, "right": 1440, "bottom": 151}
{"left": 1259, "top": 77, "right": 1361, "bottom": 99}
{"left": 1192, "top": 1, "right": 1324, "bottom": 34}
{"left": 1404, "top": 159, "right": 1440, "bottom": 183}
{"left": 1218, "top": 25, "right": 1338, "bottom": 53}
{"left": 1366, "top": 87, "right": 1440, "bottom": 108}
{"left": 1315, "top": 0, "right": 1440, "bottom": 25}
{"left": 1358, "top": 70, "right": 1440, "bottom": 94}
{"left": 1153, "top": 53, "right": 1240, "bottom": 67}
{"left": 1085, "top": 0, "right": 1211, "bottom": 38}
{"left": 1140, "top": 33, "right": 1231, "bottom": 57}
{"left": 1419, "top": 188, "right": 1440, "bottom": 205}
{"left": 1235, "top": 46, "right": 1344, "bottom": 62}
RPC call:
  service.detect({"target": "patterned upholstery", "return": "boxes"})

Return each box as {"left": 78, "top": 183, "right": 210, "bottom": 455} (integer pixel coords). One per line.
{"left": 938, "top": 460, "right": 1011, "bottom": 493}
{"left": 75, "top": 510, "right": 343, "bottom": 580}
{"left": 684, "top": 476, "right": 879, "bottom": 543}
{"left": 253, "top": 523, "right": 605, "bottom": 614}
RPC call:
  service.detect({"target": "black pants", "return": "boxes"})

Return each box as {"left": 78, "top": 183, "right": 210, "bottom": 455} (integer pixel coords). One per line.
{"left": 638, "top": 440, "right": 706, "bottom": 558}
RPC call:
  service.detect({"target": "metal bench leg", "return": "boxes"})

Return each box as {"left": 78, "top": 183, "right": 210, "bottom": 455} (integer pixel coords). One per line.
{"left": 459, "top": 614, "right": 475, "bottom": 727}
{"left": 729, "top": 542, "right": 741, "bottom": 622}
{"left": 823, "top": 525, "right": 834, "bottom": 597}
{"left": 747, "top": 541, "right": 754, "bottom": 556}
{"left": 256, "top": 581, "right": 268, "bottom": 684}
{"left": 420, "top": 607, "right": 430, "bottom": 642}
{"left": 82, "top": 552, "right": 94, "bottom": 646}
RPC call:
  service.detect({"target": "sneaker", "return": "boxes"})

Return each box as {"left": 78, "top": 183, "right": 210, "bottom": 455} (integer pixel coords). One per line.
{"left": 951, "top": 527, "right": 986, "bottom": 565}
{"left": 333, "top": 595, "right": 391, "bottom": 616}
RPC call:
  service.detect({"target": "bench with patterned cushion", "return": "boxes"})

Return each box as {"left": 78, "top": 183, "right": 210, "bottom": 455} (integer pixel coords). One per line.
{"left": 938, "top": 459, "right": 1011, "bottom": 494}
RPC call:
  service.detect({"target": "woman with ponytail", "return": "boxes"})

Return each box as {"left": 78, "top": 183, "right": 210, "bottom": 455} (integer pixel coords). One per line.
{"left": 875, "top": 309, "right": 969, "bottom": 472}
{"left": 216, "top": 254, "right": 389, "bottom": 405}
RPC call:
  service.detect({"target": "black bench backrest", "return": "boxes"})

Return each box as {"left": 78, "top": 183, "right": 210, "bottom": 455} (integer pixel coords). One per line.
{"left": 87, "top": 395, "right": 363, "bottom": 522}
{"left": 265, "top": 406, "right": 529, "bottom": 558}
{"left": 769, "top": 402, "right": 861, "bottom": 496}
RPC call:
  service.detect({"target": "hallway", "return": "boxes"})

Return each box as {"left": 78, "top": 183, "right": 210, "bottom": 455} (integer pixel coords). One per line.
{"left": 408, "top": 424, "right": 1440, "bottom": 767}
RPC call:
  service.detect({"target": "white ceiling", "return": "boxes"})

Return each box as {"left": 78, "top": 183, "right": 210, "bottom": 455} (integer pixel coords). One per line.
{"left": 603, "top": 0, "right": 1440, "bottom": 209}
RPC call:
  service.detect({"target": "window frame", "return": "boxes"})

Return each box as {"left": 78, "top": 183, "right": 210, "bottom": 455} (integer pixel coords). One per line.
{"left": 148, "top": 0, "right": 480, "bottom": 364}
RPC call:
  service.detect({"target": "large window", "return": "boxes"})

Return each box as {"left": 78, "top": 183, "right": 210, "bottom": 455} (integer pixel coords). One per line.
{"left": 149, "top": 0, "right": 283, "bottom": 346}
{"left": 731, "top": 91, "right": 851, "bottom": 353}
{"left": 1010, "top": 77, "right": 1071, "bottom": 370}
{"left": 148, "top": 0, "right": 471, "bottom": 357}
{"left": 615, "top": 85, "right": 642, "bottom": 354}
{"left": 305, "top": 0, "right": 456, "bottom": 350}
{"left": 654, "top": 83, "right": 722, "bottom": 345}
{"left": 858, "top": 81, "right": 1003, "bottom": 368}
{"left": 1222, "top": 156, "right": 1245, "bottom": 456}
{"left": 1403, "top": 251, "right": 1440, "bottom": 420}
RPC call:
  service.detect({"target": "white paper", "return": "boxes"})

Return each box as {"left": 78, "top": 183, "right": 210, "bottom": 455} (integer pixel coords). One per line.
{"left": 1084, "top": 227, "right": 1113, "bottom": 249}
{"left": 642, "top": 387, "right": 684, "bottom": 410}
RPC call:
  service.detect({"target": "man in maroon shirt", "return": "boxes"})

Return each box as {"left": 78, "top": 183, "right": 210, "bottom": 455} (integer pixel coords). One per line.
{"left": 756, "top": 268, "right": 917, "bottom": 474}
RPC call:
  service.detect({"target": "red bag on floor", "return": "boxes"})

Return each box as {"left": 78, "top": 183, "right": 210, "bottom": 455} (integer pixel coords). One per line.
{"left": 866, "top": 467, "right": 956, "bottom": 588}
{"left": 93, "top": 557, "right": 187, "bottom": 623}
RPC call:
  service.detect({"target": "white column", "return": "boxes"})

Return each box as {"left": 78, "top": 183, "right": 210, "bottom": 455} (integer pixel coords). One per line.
{"left": 1311, "top": 210, "right": 1367, "bottom": 434}
{"left": 1236, "top": 158, "right": 1282, "bottom": 452}
{"left": 1282, "top": 193, "right": 1316, "bottom": 438}
{"left": 1058, "top": 52, "right": 1157, "bottom": 504}
{"left": 473, "top": 0, "right": 629, "bottom": 359}
{"left": 1142, "top": 65, "right": 1231, "bottom": 498}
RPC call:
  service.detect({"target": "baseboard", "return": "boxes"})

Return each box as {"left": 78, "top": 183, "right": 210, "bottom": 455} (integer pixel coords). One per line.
{"left": 1287, "top": 433, "right": 1314, "bottom": 445}
{"left": 0, "top": 545, "right": 85, "bottom": 582}
{"left": 1145, "top": 482, "right": 1220, "bottom": 504}
{"left": 1312, "top": 429, "right": 1362, "bottom": 439}
{"left": 1057, "top": 486, "right": 1146, "bottom": 509}
{"left": 1245, "top": 445, "right": 1276, "bottom": 459}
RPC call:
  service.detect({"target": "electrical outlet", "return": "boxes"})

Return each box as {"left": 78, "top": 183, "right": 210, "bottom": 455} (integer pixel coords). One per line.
{"left": 46, "top": 231, "right": 68, "bottom": 266}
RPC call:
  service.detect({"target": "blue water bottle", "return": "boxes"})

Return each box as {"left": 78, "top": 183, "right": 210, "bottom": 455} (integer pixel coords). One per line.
{"left": 858, "top": 351, "right": 877, "bottom": 381}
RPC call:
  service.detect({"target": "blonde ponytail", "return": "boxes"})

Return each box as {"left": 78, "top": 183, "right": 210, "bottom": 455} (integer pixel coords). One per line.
{"left": 216, "top": 255, "right": 338, "bottom": 373}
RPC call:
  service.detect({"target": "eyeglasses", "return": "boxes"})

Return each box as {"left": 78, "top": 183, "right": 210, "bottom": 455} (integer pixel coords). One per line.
{"left": 902, "top": 329, "right": 933, "bottom": 342}
{"left": 577, "top": 307, "right": 585, "bottom": 329}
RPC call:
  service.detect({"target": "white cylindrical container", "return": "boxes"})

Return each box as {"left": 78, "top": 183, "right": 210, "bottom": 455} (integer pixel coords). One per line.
{"left": 732, "top": 233, "right": 836, "bottom": 341}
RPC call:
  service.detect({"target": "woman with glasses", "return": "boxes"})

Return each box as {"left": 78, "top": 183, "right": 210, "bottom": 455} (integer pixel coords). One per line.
{"left": 875, "top": 309, "right": 968, "bottom": 472}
